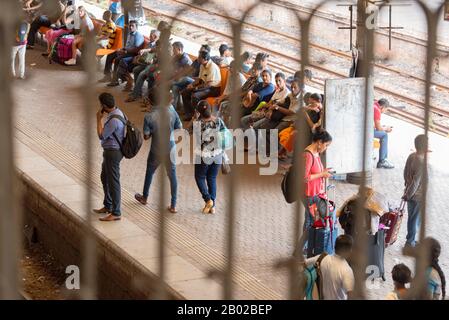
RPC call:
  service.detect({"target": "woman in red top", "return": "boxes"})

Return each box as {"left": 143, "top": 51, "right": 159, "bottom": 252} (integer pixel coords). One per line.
{"left": 293, "top": 129, "right": 333, "bottom": 257}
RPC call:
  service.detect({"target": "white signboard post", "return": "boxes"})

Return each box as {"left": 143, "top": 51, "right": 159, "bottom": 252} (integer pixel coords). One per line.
{"left": 324, "top": 77, "right": 374, "bottom": 175}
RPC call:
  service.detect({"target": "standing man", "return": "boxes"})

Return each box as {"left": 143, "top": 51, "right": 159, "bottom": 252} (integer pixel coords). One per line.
{"left": 374, "top": 98, "right": 394, "bottom": 169}
{"left": 94, "top": 93, "right": 126, "bottom": 221}
{"left": 134, "top": 92, "right": 182, "bottom": 213}
{"left": 304, "top": 235, "right": 355, "bottom": 300}
{"left": 99, "top": 20, "right": 144, "bottom": 83}
{"left": 403, "top": 134, "right": 429, "bottom": 248}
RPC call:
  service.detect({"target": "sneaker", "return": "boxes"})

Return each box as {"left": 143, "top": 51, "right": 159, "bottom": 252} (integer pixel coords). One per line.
{"left": 93, "top": 207, "right": 110, "bottom": 214}
{"left": 202, "top": 200, "right": 214, "bottom": 214}
{"left": 134, "top": 193, "right": 148, "bottom": 205}
{"left": 107, "top": 81, "right": 120, "bottom": 87}
{"left": 125, "top": 96, "right": 138, "bottom": 103}
{"left": 99, "top": 213, "right": 121, "bottom": 222}
{"left": 64, "top": 58, "right": 76, "bottom": 66}
{"left": 377, "top": 159, "right": 394, "bottom": 169}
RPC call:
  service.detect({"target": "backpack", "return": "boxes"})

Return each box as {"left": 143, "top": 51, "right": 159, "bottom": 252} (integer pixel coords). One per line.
{"left": 281, "top": 150, "right": 314, "bottom": 204}
{"left": 108, "top": 114, "right": 143, "bottom": 159}
{"left": 339, "top": 198, "right": 374, "bottom": 236}
{"left": 301, "top": 252, "right": 328, "bottom": 300}
{"left": 49, "top": 34, "right": 74, "bottom": 65}
{"left": 16, "top": 22, "right": 29, "bottom": 45}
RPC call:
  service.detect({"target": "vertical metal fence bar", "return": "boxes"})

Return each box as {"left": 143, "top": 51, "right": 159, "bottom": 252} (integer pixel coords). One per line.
{"left": 224, "top": 19, "right": 242, "bottom": 300}
{"left": 81, "top": 27, "right": 98, "bottom": 300}
{"left": 154, "top": 23, "right": 172, "bottom": 300}
{"left": 405, "top": 0, "right": 440, "bottom": 300}
{"left": 351, "top": 0, "right": 374, "bottom": 300}
{"left": 289, "top": 14, "right": 311, "bottom": 300}
{"left": 0, "top": 0, "right": 21, "bottom": 300}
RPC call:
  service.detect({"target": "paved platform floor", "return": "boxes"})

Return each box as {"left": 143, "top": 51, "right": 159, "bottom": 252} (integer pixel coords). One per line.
{"left": 11, "top": 47, "right": 449, "bottom": 299}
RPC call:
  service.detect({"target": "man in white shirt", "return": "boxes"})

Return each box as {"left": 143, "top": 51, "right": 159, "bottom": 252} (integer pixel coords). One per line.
{"left": 181, "top": 51, "right": 222, "bottom": 120}
{"left": 305, "top": 234, "right": 355, "bottom": 300}
{"left": 216, "top": 61, "right": 246, "bottom": 122}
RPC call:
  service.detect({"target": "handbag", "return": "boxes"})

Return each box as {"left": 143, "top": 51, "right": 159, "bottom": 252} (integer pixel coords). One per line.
{"left": 217, "top": 119, "right": 233, "bottom": 150}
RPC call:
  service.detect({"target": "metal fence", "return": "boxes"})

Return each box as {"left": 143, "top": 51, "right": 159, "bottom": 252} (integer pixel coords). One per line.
{"left": 0, "top": 0, "right": 442, "bottom": 300}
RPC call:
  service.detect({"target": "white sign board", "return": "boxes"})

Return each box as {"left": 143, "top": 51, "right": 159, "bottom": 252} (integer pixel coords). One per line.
{"left": 324, "top": 78, "right": 373, "bottom": 174}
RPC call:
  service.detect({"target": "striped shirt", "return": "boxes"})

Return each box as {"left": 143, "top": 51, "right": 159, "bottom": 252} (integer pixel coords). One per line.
{"left": 100, "top": 21, "right": 117, "bottom": 49}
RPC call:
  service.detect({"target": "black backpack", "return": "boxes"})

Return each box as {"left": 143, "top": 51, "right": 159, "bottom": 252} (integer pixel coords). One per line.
{"left": 109, "top": 114, "right": 143, "bottom": 159}
{"left": 281, "top": 150, "right": 314, "bottom": 204}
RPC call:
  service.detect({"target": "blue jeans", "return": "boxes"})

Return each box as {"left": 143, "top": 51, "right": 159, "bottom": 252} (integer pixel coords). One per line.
{"left": 374, "top": 130, "right": 388, "bottom": 162}
{"left": 406, "top": 199, "right": 421, "bottom": 246}
{"left": 131, "top": 65, "right": 151, "bottom": 98}
{"left": 142, "top": 153, "right": 178, "bottom": 208}
{"left": 117, "top": 56, "right": 134, "bottom": 80}
{"left": 171, "top": 77, "right": 194, "bottom": 110}
{"left": 101, "top": 149, "right": 123, "bottom": 216}
{"left": 194, "top": 162, "right": 221, "bottom": 204}
{"left": 292, "top": 196, "right": 316, "bottom": 257}
{"left": 133, "top": 64, "right": 147, "bottom": 80}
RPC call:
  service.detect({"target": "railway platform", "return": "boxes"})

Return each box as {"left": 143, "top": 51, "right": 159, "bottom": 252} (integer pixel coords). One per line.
{"left": 11, "top": 28, "right": 449, "bottom": 299}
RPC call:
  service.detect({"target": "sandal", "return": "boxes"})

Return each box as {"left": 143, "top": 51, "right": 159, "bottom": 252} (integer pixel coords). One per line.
{"left": 167, "top": 206, "right": 177, "bottom": 214}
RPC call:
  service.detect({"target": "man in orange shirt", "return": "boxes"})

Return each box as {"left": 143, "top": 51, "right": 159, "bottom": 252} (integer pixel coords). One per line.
{"left": 374, "top": 99, "right": 394, "bottom": 169}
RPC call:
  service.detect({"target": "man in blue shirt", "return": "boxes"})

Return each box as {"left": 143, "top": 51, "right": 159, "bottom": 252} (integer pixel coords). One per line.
{"left": 99, "top": 20, "right": 144, "bottom": 83}
{"left": 134, "top": 92, "right": 182, "bottom": 213}
{"left": 171, "top": 44, "right": 210, "bottom": 111}
{"left": 94, "top": 93, "right": 126, "bottom": 221}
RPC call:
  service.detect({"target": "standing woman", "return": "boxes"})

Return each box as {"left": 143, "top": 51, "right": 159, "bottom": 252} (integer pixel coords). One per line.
{"left": 193, "top": 100, "right": 227, "bottom": 214}
{"left": 293, "top": 129, "right": 333, "bottom": 257}
{"left": 421, "top": 237, "right": 446, "bottom": 300}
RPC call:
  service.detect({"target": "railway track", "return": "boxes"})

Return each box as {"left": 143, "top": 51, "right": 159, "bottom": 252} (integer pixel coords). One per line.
{"left": 170, "top": 0, "right": 449, "bottom": 93}
{"left": 141, "top": 2, "right": 449, "bottom": 136}
{"left": 144, "top": 0, "right": 449, "bottom": 136}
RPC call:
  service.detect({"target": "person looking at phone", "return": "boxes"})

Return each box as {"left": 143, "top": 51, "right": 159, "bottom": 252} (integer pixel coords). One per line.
{"left": 374, "top": 98, "right": 394, "bottom": 169}
{"left": 180, "top": 51, "right": 221, "bottom": 121}
{"left": 94, "top": 93, "right": 126, "bottom": 222}
{"left": 293, "top": 129, "right": 333, "bottom": 257}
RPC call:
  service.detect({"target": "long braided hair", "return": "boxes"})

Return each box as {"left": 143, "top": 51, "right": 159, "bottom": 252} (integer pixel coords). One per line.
{"left": 426, "top": 237, "right": 446, "bottom": 299}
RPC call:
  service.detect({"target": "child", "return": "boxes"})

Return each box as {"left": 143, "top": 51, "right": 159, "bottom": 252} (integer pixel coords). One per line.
{"left": 385, "top": 263, "right": 412, "bottom": 300}
{"left": 12, "top": 21, "right": 30, "bottom": 79}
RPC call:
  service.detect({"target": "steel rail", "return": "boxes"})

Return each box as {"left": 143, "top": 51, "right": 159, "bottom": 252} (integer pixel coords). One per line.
{"left": 170, "top": 0, "right": 449, "bottom": 93}
{"left": 142, "top": 5, "right": 449, "bottom": 135}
